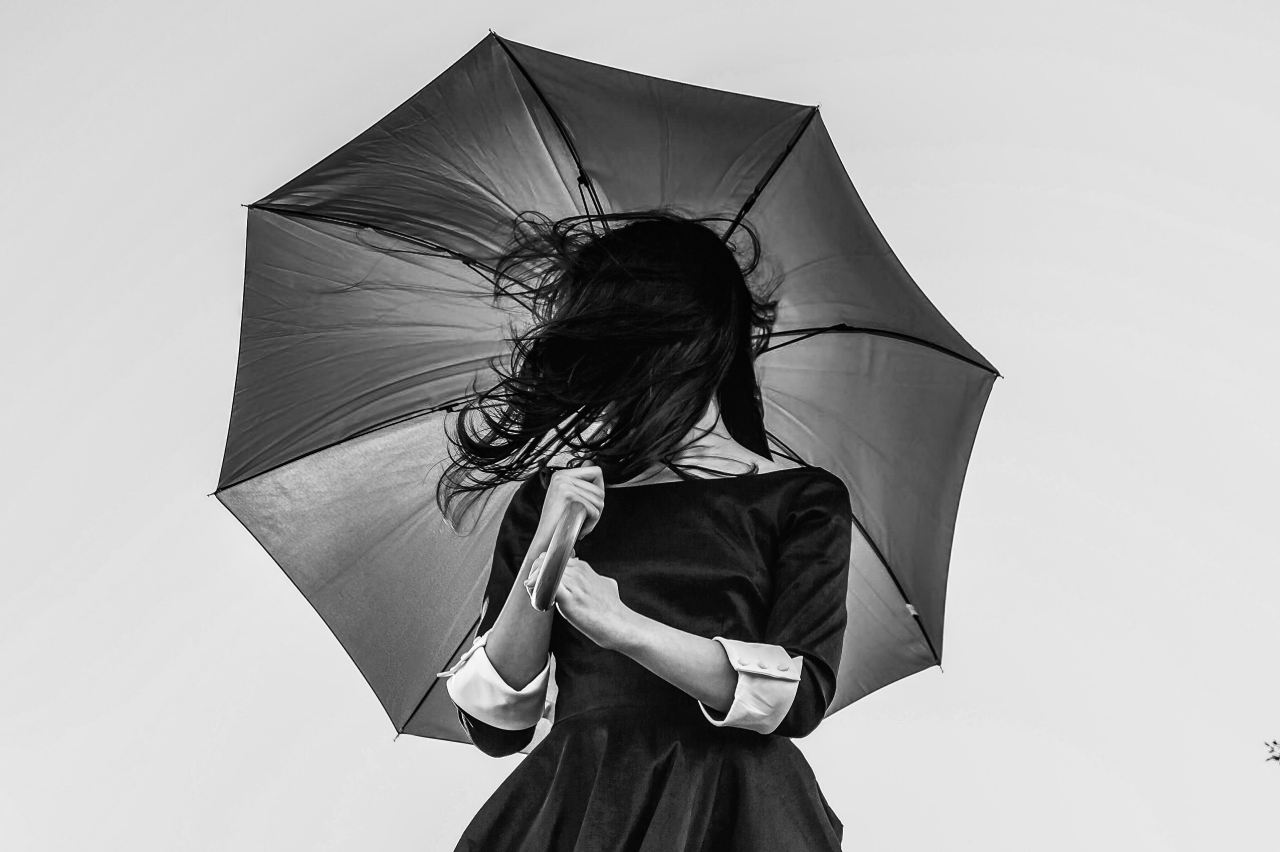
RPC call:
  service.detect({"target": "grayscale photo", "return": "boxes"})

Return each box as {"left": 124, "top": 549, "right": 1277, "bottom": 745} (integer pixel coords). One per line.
{"left": 3, "top": 3, "right": 1275, "bottom": 850}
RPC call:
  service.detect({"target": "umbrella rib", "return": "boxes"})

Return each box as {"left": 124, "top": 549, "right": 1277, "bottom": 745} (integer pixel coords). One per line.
{"left": 724, "top": 106, "right": 818, "bottom": 243}
{"left": 762, "top": 323, "right": 1001, "bottom": 376}
{"left": 492, "top": 32, "right": 607, "bottom": 220}
{"left": 212, "top": 491, "right": 404, "bottom": 730}
{"left": 764, "top": 402, "right": 942, "bottom": 666}
{"left": 401, "top": 609, "right": 485, "bottom": 736}
{"left": 847, "top": 506, "right": 942, "bottom": 666}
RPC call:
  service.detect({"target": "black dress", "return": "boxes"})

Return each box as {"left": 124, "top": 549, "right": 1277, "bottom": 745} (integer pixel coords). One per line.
{"left": 451, "top": 463, "right": 854, "bottom": 851}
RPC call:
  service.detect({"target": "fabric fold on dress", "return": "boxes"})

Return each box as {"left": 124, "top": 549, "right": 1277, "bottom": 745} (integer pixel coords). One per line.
{"left": 454, "top": 709, "right": 845, "bottom": 851}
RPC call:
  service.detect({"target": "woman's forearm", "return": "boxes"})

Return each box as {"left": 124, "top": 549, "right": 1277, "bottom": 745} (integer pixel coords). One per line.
{"left": 610, "top": 610, "right": 737, "bottom": 713}
{"left": 484, "top": 528, "right": 556, "bottom": 690}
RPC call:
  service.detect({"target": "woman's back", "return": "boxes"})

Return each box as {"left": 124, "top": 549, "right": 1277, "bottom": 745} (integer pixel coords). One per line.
{"left": 451, "top": 462, "right": 853, "bottom": 851}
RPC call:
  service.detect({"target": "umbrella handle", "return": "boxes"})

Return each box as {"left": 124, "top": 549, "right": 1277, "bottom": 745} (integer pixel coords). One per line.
{"left": 532, "top": 500, "right": 588, "bottom": 612}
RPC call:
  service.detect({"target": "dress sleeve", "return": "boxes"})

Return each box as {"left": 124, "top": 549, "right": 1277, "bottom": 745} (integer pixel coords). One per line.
{"left": 699, "top": 473, "right": 852, "bottom": 738}
{"left": 437, "top": 472, "right": 551, "bottom": 757}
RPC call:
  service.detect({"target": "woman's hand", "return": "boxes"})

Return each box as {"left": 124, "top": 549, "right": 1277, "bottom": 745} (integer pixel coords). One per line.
{"left": 526, "top": 552, "right": 636, "bottom": 651}
{"left": 538, "top": 464, "right": 605, "bottom": 541}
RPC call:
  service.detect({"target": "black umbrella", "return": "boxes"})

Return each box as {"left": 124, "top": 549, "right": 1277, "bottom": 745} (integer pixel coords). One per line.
{"left": 215, "top": 31, "right": 998, "bottom": 746}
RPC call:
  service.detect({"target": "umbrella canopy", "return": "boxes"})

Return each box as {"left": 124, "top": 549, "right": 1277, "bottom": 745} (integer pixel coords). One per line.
{"left": 215, "top": 31, "right": 998, "bottom": 744}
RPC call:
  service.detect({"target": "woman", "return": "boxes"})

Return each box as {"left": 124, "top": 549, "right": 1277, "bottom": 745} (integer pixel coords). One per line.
{"left": 435, "top": 210, "right": 853, "bottom": 850}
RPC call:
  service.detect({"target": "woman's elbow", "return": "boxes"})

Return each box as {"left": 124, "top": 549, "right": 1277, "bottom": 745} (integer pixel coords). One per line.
{"left": 472, "top": 736, "right": 528, "bottom": 758}
{"left": 458, "top": 709, "right": 535, "bottom": 757}
{"left": 772, "top": 684, "right": 832, "bottom": 739}
{"left": 774, "top": 709, "right": 823, "bottom": 738}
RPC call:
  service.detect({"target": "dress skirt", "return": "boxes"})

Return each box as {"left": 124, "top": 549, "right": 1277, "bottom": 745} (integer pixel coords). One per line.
{"left": 454, "top": 706, "right": 843, "bottom": 851}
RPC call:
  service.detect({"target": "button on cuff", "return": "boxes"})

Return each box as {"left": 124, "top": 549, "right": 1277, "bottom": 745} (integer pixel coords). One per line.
{"left": 712, "top": 636, "right": 803, "bottom": 682}
{"left": 698, "top": 636, "right": 804, "bottom": 734}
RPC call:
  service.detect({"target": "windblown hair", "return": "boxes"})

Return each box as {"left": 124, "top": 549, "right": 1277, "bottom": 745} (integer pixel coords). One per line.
{"left": 437, "top": 209, "right": 782, "bottom": 533}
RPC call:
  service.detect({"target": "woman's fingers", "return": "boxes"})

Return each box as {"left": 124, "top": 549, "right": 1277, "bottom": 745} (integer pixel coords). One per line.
{"left": 560, "top": 479, "right": 604, "bottom": 537}
{"left": 551, "top": 463, "right": 602, "bottom": 488}
{"left": 563, "top": 479, "right": 603, "bottom": 514}
{"left": 550, "top": 467, "right": 602, "bottom": 509}
{"left": 573, "top": 462, "right": 605, "bottom": 492}
{"left": 543, "top": 465, "right": 605, "bottom": 540}
{"left": 556, "top": 558, "right": 585, "bottom": 594}
{"left": 555, "top": 559, "right": 574, "bottom": 592}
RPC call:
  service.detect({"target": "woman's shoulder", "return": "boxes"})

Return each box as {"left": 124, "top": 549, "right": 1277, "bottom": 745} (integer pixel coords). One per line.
{"left": 748, "top": 453, "right": 843, "bottom": 485}
{"left": 786, "top": 461, "right": 847, "bottom": 490}
{"left": 768, "top": 462, "right": 852, "bottom": 520}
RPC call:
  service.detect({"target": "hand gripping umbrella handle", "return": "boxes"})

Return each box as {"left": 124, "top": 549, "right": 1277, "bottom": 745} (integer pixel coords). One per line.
{"left": 532, "top": 500, "right": 588, "bottom": 612}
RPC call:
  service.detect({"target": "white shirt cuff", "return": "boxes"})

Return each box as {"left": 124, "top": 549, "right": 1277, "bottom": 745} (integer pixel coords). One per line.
{"left": 437, "top": 629, "right": 551, "bottom": 731}
{"left": 698, "top": 636, "right": 803, "bottom": 734}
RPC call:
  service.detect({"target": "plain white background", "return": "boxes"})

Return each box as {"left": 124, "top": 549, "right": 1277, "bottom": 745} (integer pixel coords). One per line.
{"left": 3, "top": 1, "right": 1277, "bottom": 849}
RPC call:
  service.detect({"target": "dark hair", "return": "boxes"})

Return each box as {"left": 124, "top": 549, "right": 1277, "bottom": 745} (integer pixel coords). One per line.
{"left": 436, "top": 208, "right": 783, "bottom": 533}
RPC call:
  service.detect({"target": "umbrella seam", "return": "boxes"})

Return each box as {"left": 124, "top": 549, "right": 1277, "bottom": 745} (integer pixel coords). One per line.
{"left": 245, "top": 206, "right": 544, "bottom": 318}
{"left": 401, "top": 609, "right": 485, "bottom": 736}
{"left": 243, "top": 204, "right": 501, "bottom": 277}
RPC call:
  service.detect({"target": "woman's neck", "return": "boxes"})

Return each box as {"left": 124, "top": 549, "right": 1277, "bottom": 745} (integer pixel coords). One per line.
{"left": 613, "top": 399, "right": 774, "bottom": 485}
{"left": 679, "top": 398, "right": 734, "bottom": 451}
